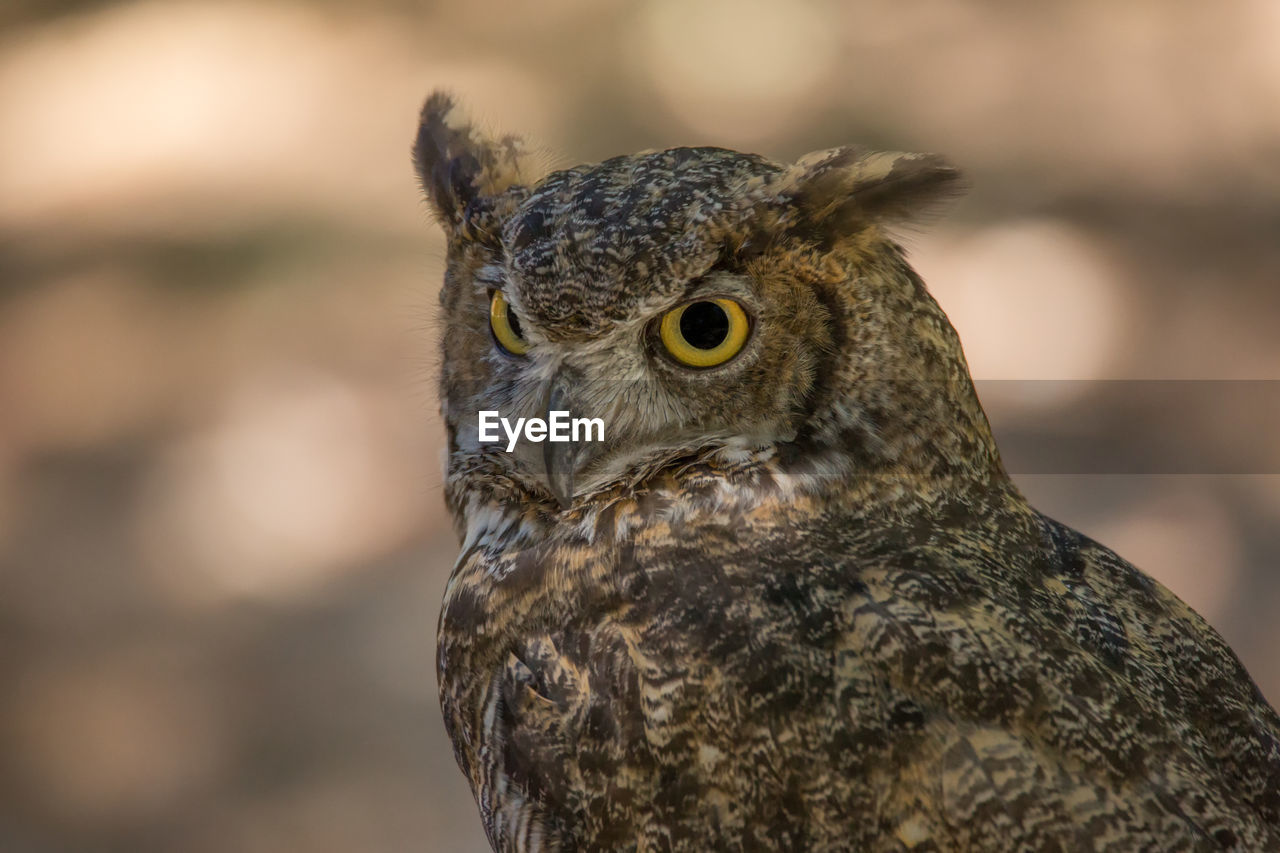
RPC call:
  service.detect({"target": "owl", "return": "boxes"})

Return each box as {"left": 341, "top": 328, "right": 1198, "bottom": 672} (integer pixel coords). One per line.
{"left": 415, "top": 91, "right": 1280, "bottom": 851}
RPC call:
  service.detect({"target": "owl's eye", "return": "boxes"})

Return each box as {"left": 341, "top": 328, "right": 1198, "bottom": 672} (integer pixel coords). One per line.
{"left": 658, "top": 298, "right": 751, "bottom": 368}
{"left": 489, "top": 290, "right": 529, "bottom": 356}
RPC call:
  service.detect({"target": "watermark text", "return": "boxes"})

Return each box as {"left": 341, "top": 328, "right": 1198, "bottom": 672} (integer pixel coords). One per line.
{"left": 478, "top": 410, "right": 605, "bottom": 452}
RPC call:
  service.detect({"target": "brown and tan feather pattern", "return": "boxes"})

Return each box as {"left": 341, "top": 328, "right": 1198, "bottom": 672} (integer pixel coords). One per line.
{"left": 415, "top": 91, "right": 1280, "bottom": 851}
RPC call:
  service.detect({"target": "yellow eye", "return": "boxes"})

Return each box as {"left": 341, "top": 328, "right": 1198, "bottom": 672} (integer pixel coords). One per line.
{"left": 658, "top": 298, "right": 751, "bottom": 368}
{"left": 489, "top": 290, "right": 529, "bottom": 356}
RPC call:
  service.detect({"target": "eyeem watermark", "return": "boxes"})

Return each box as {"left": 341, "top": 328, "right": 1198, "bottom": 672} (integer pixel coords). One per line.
{"left": 478, "top": 411, "right": 605, "bottom": 452}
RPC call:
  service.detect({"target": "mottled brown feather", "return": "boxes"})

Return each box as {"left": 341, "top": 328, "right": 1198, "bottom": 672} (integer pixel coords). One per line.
{"left": 418, "top": 92, "right": 1280, "bottom": 852}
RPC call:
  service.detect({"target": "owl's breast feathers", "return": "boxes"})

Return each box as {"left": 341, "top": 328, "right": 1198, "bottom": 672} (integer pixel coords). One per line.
{"left": 437, "top": 471, "right": 1280, "bottom": 851}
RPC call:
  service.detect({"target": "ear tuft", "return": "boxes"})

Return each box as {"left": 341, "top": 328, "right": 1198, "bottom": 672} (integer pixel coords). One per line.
{"left": 412, "top": 91, "right": 544, "bottom": 232}
{"left": 774, "top": 146, "right": 966, "bottom": 240}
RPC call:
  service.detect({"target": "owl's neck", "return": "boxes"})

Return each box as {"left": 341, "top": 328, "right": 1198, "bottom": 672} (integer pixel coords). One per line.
{"left": 796, "top": 247, "right": 1006, "bottom": 490}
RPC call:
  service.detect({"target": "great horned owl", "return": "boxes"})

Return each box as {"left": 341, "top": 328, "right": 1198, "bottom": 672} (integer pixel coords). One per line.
{"left": 415, "top": 91, "right": 1280, "bottom": 851}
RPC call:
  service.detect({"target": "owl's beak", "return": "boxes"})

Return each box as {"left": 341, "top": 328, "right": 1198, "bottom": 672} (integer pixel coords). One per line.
{"left": 540, "top": 368, "right": 595, "bottom": 510}
{"left": 543, "top": 435, "right": 578, "bottom": 510}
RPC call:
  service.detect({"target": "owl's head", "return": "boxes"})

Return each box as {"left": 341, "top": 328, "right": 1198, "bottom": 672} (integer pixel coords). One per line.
{"left": 415, "top": 92, "right": 998, "bottom": 514}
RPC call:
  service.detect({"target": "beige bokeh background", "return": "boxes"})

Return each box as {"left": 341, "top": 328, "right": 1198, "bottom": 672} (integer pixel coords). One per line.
{"left": 1, "top": 2, "right": 1278, "bottom": 850}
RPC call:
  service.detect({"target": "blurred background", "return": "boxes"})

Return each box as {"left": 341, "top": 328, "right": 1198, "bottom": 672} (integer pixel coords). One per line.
{"left": 1, "top": 1, "right": 1278, "bottom": 850}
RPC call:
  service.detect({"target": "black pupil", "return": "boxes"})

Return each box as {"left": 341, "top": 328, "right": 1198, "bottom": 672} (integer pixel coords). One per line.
{"left": 679, "top": 301, "right": 729, "bottom": 349}
{"left": 506, "top": 305, "right": 523, "bottom": 339}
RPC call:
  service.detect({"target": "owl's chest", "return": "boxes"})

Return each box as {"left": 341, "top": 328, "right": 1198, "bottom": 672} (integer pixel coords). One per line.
{"left": 435, "top": 505, "right": 849, "bottom": 754}
{"left": 435, "top": 505, "right": 943, "bottom": 845}
{"left": 439, "top": 503, "right": 814, "bottom": 668}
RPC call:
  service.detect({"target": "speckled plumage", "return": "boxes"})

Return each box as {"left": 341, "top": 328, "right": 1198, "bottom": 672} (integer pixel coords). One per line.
{"left": 414, "top": 91, "right": 1280, "bottom": 851}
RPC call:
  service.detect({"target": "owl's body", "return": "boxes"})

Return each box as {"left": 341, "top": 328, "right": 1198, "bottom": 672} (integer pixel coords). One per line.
{"left": 416, "top": 93, "right": 1280, "bottom": 851}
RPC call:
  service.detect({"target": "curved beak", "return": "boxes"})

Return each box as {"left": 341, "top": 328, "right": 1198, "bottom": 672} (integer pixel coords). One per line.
{"left": 539, "top": 368, "right": 602, "bottom": 509}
